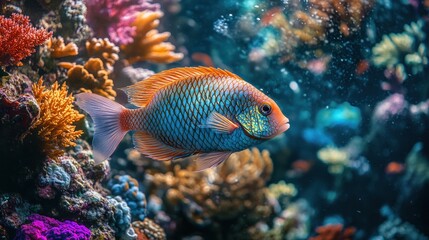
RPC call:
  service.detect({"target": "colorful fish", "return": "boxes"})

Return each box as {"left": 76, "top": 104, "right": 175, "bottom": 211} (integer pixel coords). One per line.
{"left": 75, "top": 67, "right": 290, "bottom": 170}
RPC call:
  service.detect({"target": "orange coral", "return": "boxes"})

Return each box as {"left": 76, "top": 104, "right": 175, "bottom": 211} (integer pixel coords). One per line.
{"left": 308, "top": 0, "right": 374, "bottom": 37}
{"left": 150, "top": 148, "right": 273, "bottom": 224}
{"left": 86, "top": 38, "right": 119, "bottom": 72}
{"left": 61, "top": 58, "right": 117, "bottom": 100}
{"left": 310, "top": 224, "right": 356, "bottom": 240}
{"left": 120, "top": 11, "right": 183, "bottom": 64}
{"left": 264, "top": 0, "right": 373, "bottom": 47}
{"left": 47, "top": 37, "right": 78, "bottom": 58}
{"left": 0, "top": 13, "right": 52, "bottom": 66}
{"left": 132, "top": 219, "right": 166, "bottom": 240}
{"left": 30, "top": 79, "right": 83, "bottom": 160}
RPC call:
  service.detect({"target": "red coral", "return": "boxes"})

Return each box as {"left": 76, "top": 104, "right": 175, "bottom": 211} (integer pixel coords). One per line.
{"left": 0, "top": 13, "right": 52, "bottom": 66}
{"left": 310, "top": 224, "right": 356, "bottom": 240}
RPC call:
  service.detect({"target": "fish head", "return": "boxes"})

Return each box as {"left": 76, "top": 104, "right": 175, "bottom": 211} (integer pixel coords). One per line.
{"left": 236, "top": 95, "right": 289, "bottom": 140}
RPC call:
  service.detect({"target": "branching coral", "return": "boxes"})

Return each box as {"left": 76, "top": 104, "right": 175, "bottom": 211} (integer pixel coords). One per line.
{"left": 47, "top": 37, "right": 79, "bottom": 58}
{"left": 86, "top": 38, "right": 120, "bottom": 72}
{"left": 150, "top": 148, "right": 273, "bottom": 227}
{"left": 85, "top": 0, "right": 160, "bottom": 45}
{"left": 372, "top": 21, "right": 428, "bottom": 78}
{"left": 120, "top": 11, "right": 184, "bottom": 64}
{"left": 30, "top": 79, "right": 83, "bottom": 160}
{"left": 61, "top": 58, "right": 117, "bottom": 100}
{"left": 0, "top": 13, "right": 52, "bottom": 66}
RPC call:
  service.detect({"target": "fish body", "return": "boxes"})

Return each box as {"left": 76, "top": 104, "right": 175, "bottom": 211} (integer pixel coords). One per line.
{"left": 76, "top": 67, "right": 289, "bottom": 170}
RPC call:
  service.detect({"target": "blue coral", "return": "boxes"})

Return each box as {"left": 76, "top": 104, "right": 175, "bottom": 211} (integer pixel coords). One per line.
{"left": 108, "top": 196, "right": 137, "bottom": 240}
{"left": 107, "top": 175, "right": 147, "bottom": 221}
{"left": 39, "top": 163, "right": 71, "bottom": 191}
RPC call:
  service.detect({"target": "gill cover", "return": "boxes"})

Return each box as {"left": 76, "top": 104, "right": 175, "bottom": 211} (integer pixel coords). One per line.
{"left": 236, "top": 106, "right": 274, "bottom": 139}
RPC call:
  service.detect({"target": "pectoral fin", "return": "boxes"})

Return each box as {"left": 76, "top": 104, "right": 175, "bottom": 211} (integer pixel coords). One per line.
{"left": 200, "top": 112, "right": 238, "bottom": 134}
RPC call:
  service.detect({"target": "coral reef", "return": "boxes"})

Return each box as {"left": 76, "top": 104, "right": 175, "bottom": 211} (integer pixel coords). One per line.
{"left": 0, "top": 72, "right": 44, "bottom": 192}
{"left": 132, "top": 218, "right": 166, "bottom": 240}
{"left": 120, "top": 11, "right": 184, "bottom": 64}
{"left": 85, "top": 0, "right": 160, "bottom": 45}
{"left": 1, "top": 0, "right": 428, "bottom": 239}
{"left": 47, "top": 37, "right": 79, "bottom": 58}
{"left": 108, "top": 175, "right": 147, "bottom": 221}
{"left": 38, "top": 0, "right": 91, "bottom": 43}
{"left": 149, "top": 148, "right": 273, "bottom": 237}
{"left": 268, "top": 180, "right": 298, "bottom": 199}
{"left": 247, "top": 199, "right": 313, "bottom": 240}
{"left": 86, "top": 38, "right": 119, "bottom": 72}
{"left": 309, "top": 224, "right": 356, "bottom": 240}
{"left": 372, "top": 21, "right": 428, "bottom": 79}
{"left": 317, "top": 146, "right": 350, "bottom": 174}
{"left": 32, "top": 154, "right": 132, "bottom": 239}
{"left": 61, "top": 58, "right": 117, "bottom": 100}
{"left": 251, "top": 0, "right": 374, "bottom": 62}
{"left": 0, "top": 13, "right": 52, "bottom": 66}
{"left": 14, "top": 214, "right": 91, "bottom": 240}
{"left": 108, "top": 196, "right": 138, "bottom": 239}
{"left": 0, "top": 193, "right": 39, "bottom": 238}
{"left": 30, "top": 79, "right": 83, "bottom": 160}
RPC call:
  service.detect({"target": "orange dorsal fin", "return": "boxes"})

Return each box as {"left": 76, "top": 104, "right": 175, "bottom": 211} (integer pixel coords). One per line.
{"left": 122, "top": 67, "right": 243, "bottom": 107}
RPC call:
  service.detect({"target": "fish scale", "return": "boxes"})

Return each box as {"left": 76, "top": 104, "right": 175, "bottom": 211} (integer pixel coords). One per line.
{"left": 127, "top": 77, "right": 259, "bottom": 152}
{"left": 75, "top": 67, "right": 289, "bottom": 169}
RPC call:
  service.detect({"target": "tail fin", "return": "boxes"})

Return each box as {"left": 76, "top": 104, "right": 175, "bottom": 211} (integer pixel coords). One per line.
{"left": 75, "top": 93, "right": 127, "bottom": 163}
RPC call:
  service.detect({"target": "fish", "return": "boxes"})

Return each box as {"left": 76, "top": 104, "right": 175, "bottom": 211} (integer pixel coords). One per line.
{"left": 75, "top": 67, "right": 290, "bottom": 170}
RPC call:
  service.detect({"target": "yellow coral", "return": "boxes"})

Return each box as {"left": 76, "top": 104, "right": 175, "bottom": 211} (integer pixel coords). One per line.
{"left": 86, "top": 38, "right": 119, "bottom": 72}
{"left": 150, "top": 148, "right": 273, "bottom": 224}
{"left": 62, "top": 58, "right": 117, "bottom": 100}
{"left": 317, "top": 146, "right": 349, "bottom": 174}
{"left": 31, "top": 79, "right": 83, "bottom": 160}
{"left": 268, "top": 180, "right": 298, "bottom": 199}
{"left": 47, "top": 37, "right": 79, "bottom": 58}
{"left": 121, "top": 11, "right": 183, "bottom": 64}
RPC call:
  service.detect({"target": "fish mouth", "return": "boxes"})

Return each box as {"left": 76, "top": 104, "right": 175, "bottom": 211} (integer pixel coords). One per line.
{"left": 271, "top": 120, "right": 290, "bottom": 137}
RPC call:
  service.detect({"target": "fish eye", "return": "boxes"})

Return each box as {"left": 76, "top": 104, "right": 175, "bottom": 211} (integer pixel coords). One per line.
{"left": 259, "top": 103, "right": 272, "bottom": 116}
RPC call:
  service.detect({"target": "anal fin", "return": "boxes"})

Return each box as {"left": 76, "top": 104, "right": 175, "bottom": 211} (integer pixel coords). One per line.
{"left": 133, "top": 131, "right": 189, "bottom": 161}
{"left": 194, "top": 152, "right": 232, "bottom": 171}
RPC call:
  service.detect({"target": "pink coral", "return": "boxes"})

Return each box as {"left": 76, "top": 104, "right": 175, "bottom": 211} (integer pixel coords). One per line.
{"left": 85, "top": 0, "right": 159, "bottom": 45}
{"left": 0, "top": 13, "right": 52, "bottom": 66}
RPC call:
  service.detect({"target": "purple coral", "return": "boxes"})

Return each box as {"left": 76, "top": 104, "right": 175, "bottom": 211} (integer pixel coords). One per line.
{"left": 85, "top": 0, "right": 159, "bottom": 45}
{"left": 15, "top": 214, "right": 91, "bottom": 240}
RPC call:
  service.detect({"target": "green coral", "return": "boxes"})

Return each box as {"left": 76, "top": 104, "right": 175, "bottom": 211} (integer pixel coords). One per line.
{"left": 371, "top": 21, "right": 428, "bottom": 79}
